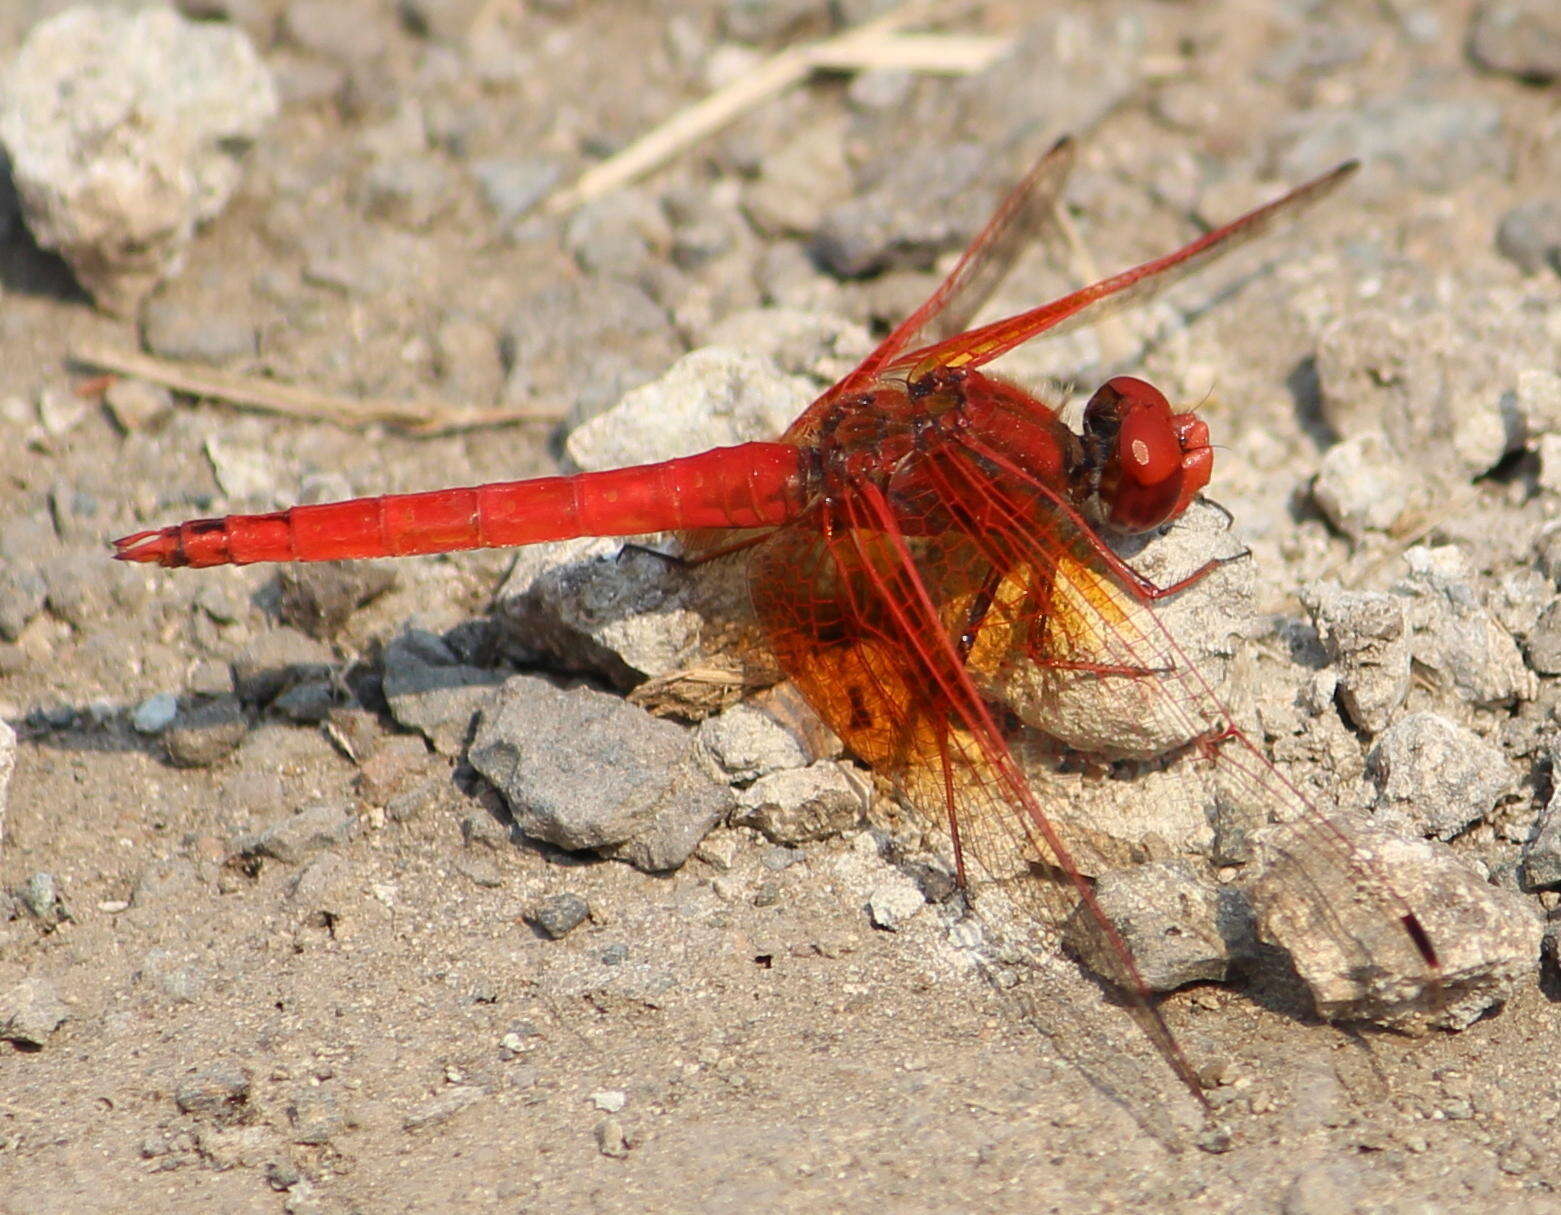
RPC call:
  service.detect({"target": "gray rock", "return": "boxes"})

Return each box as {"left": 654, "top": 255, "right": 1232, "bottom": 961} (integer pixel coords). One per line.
{"left": 231, "top": 628, "right": 335, "bottom": 704}
{"left": 1310, "top": 432, "right": 1417, "bottom": 540}
{"left": 1495, "top": 200, "right": 1561, "bottom": 277}
{"left": 1524, "top": 600, "right": 1561, "bottom": 676}
{"left": 400, "top": 0, "right": 487, "bottom": 42}
{"left": 132, "top": 692, "right": 181, "bottom": 736}
{"left": 1315, "top": 306, "right": 1528, "bottom": 483}
{"left": 18, "top": 872, "right": 67, "bottom": 927}
{"left": 0, "top": 7, "right": 278, "bottom": 314}
{"left": 1396, "top": 547, "right": 1537, "bottom": 708}
{"left": 140, "top": 947, "right": 206, "bottom": 1003}
{"left": 286, "top": 853, "right": 358, "bottom": 917}
{"left": 1251, "top": 815, "right": 1541, "bottom": 1030}
{"left": 697, "top": 702, "right": 809, "bottom": 781}
{"left": 354, "top": 154, "right": 456, "bottom": 230}
{"left": 742, "top": 121, "right": 852, "bottom": 238}
{"left": 0, "top": 977, "right": 69, "bottom": 1046}
{"left": 1303, "top": 585, "right": 1411, "bottom": 734}
{"left": 528, "top": 892, "right": 590, "bottom": 940}
{"left": 734, "top": 762, "right": 866, "bottom": 845}
{"left": 563, "top": 188, "right": 671, "bottom": 281}
{"left": 1468, "top": 0, "right": 1561, "bottom": 82}
{"left": 0, "top": 565, "right": 46, "bottom": 641}
{"left": 595, "top": 1116, "right": 630, "bottom": 1158}
{"left": 1276, "top": 95, "right": 1506, "bottom": 193}
{"left": 281, "top": 0, "right": 389, "bottom": 64}
{"left": 497, "top": 536, "right": 736, "bottom": 692}
{"left": 175, "top": 1064, "right": 251, "bottom": 1123}
{"left": 470, "top": 156, "right": 563, "bottom": 225}
{"left": 563, "top": 346, "right": 811, "bottom": 473}
{"left": 432, "top": 314, "right": 505, "bottom": 407}
{"left": 239, "top": 802, "right": 354, "bottom": 866}
{"left": 401, "top": 1084, "right": 482, "bottom": 1132}
{"left": 701, "top": 308, "right": 869, "bottom": 387}
{"left": 1065, "top": 859, "right": 1250, "bottom": 991}
{"left": 382, "top": 628, "right": 504, "bottom": 756}
{"left": 813, "top": 142, "right": 996, "bottom": 279}
{"left": 1367, "top": 712, "right": 1513, "bottom": 840}
{"left": 1522, "top": 787, "right": 1561, "bottom": 889}
{"left": 501, "top": 277, "right": 680, "bottom": 425}
{"left": 468, "top": 675, "right": 733, "bottom": 872}
{"left": 288, "top": 1087, "right": 344, "bottom": 1146}
{"left": 271, "top": 679, "right": 336, "bottom": 724}
{"left": 163, "top": 695, "right": 249, "bottom": 767}
{"left": 140, "top": 294, "right": 258, "bottom": 363}
{"left": 132, "top": 857, "right": 202, "bottom": 906}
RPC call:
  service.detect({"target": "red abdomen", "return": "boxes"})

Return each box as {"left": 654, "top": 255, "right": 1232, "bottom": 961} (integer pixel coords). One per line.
{"left": 113, "top": 442, "right": 809, "bottom": 568}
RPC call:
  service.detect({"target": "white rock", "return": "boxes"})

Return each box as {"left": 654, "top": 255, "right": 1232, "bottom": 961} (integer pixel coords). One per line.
{"left": 0, "top": 717, "right": 14, "bottom": 852}
{"left": 0, "top": 6, "right": 278, "bottom": 313}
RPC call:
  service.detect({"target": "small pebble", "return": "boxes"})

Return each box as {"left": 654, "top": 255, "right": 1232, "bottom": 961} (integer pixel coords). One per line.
{"left": 131, "top": 692, "right": 180, "bottom": 735}
{"left": 528, "top": 892, "right": 590, "bottom": 939}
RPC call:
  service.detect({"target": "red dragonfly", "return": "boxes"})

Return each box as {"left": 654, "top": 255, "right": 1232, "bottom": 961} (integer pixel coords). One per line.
{"left": 115, "top": 139, "right": 1438, "bottom": 1110}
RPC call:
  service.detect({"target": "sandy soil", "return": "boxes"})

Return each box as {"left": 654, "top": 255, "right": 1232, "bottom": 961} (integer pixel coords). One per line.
{"left": 2, "top": 1, "right": 1560, "bottom": 1212}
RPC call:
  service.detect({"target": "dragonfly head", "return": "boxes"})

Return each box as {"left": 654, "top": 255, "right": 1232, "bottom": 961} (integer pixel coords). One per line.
{"left": 1080, "top": 376, "right": 1213, "bottom": 534}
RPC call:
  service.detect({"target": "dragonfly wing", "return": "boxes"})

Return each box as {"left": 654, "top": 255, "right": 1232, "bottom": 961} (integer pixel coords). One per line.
{"left": 915, "top": 425, "right": 1452, "bottom": 1019}
{"left": 746, "top": 485, "right": 1211, "bottom": 1106}
{"left": 889, "top": 161, "right": 1359, "bottom": 380}
{"left": 787, "top": 138, "right": 1077, "bottom": 439}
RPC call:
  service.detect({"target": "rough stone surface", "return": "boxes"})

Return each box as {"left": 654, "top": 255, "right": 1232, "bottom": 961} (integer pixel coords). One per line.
{"left": 230, "top": 628, "right": 335, "bottom": 705}
{"left": 162, "top": 695, "right": 249, "bottom": 768}
{"left": 866, "top": 875, "right": 926, "bottom": 932}
{"left": 1522, "top": 779, "right": 1561, "bottom": 889}
{"left": 1367, "top": 713, "right": 1513, "bottom": 840}
{"left": 1310, "top": 432, "right": 1417, "bottom": 540}
{"left": 238, "top": 802, "right": 354, "bottom": 866}
{"left": 733, "top": 762, "right": 866, "bottom": 845}
{"left": 527, "top": 892, "right": 590, "bottom": 940}
{"left": 469, "top": 675, "right": 733, "bottom": 872}
{"left": 0, "top": 6, "right": 277, "bottom": 313}
{"left": 697, "top": 702, "right": 810, "bottom": 781}
{"left": 1468, "top": 0, "right": 1561, "bottom": 82}
{"left": 175, "top": 1064, "right": 252, "bottom": 1124}
{"left": 1252, "top": 817, "right": 1542, "bottom": 1030}
{"left": 1065, "top": 859, "right": 1249, "bottom": 992}
{"left": 1304, "top": 585, "right": 1411, "bottom": 734}
{"left": 382, "top": 628, "right": 504, "bottom": 755}
{"left": 1394, "top": 548, "right": 1537, "bottom": 709}
{"left": 0, "top": 977, "right": 69, "bottom": 1046}
{"left": 277, "top": 562, "right": 398, "bottom": 640}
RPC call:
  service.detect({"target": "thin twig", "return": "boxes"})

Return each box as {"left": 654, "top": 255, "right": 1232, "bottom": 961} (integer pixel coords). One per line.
{"left": 69, "top": 342, "right": 563, "bottom": 434}
{"left": 541, "top": 3, "right": 1009, "bottom": 216}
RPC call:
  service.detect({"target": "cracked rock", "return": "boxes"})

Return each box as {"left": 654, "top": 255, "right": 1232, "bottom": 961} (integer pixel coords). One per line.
{"left": 1304, "top": 584, "right": 1411, "bottom": 734}
{"left": 468, "top": 675, "right": 733, "bottom": 872}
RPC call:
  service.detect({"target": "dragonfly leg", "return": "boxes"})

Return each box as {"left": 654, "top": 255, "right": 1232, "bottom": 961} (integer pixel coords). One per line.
{"left": 1079, "top": 530, "right": 1251, "bottom": 603}
{"left": 933, "top": 725, "right": 971, "bottom": 891}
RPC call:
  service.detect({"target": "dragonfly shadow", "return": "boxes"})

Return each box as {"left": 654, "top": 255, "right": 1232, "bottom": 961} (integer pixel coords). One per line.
{"left": 996, "top": 960, "right": 1203, "bottom": 1149}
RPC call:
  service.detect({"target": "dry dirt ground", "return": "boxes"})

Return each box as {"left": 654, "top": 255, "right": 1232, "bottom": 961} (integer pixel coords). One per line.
{"left": 3, "top": 1, "right": 1561, "bottom": 1212}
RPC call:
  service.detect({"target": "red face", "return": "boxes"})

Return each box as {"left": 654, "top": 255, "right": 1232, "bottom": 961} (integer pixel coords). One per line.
{"left": 1080, "top": 376, "right": 1213, "bottom": 534}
